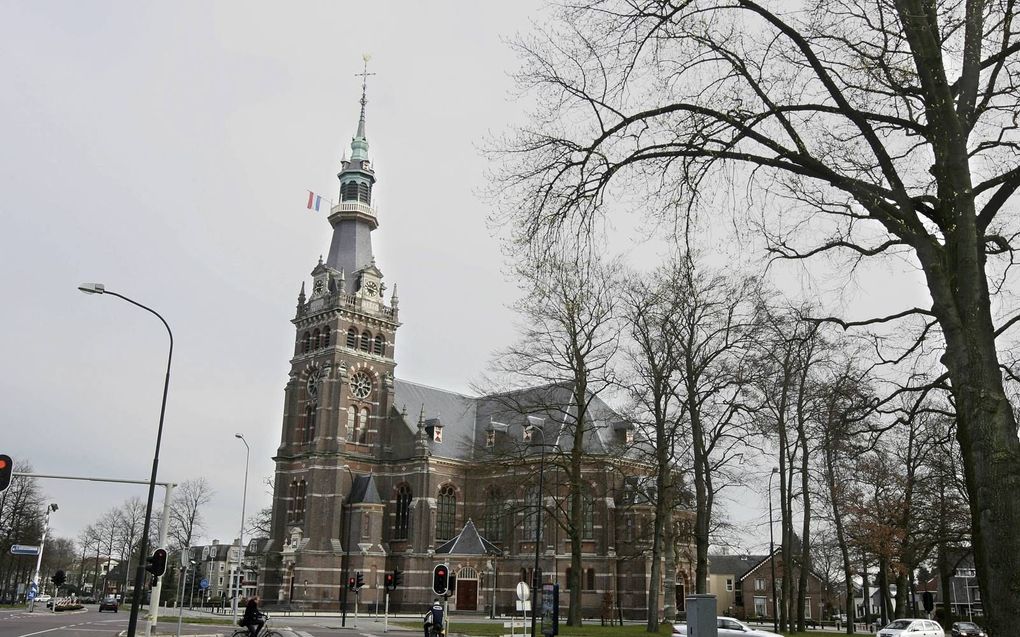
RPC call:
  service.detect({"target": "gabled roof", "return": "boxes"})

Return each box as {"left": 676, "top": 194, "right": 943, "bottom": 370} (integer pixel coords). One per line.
{"left": 435, "top": 519, "right": 502, "bottom": 556}
{"left": 391, "top": 378, "right": 637, "bottom": 463}
{"left": 709, "top": 554, "right": 767, "bottom": 579}
{"left": 350, "top": 474, "right": 382, "bottom": 504}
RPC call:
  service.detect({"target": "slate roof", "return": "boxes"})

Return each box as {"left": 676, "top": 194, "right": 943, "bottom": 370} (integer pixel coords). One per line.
{"left": 350, "top": 474, "right": 382, "bottom": 504}
{"left": 392, "top": 378, "right": 640, "bottom": 462}
{"left": 435, "top": 519, "right": 502, "bottom": 556}
{"left": 709, "top": 554, "right": 768, "bottom": 579}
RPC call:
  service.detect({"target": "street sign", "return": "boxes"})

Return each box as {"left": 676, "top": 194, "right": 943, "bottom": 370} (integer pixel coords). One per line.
{"left": 10, "top": 545, "right": 40, "bottom": 556}
{"left": 516, "top": 581, "right": 530, "bottom": 601}
{"left": 199, "top": 578, "right": 209, "bottom": 590}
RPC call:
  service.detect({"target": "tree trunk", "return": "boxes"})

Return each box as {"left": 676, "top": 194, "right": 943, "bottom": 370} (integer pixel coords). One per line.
{"left": 663, "top": 522, "right": 677, "bottom": 623}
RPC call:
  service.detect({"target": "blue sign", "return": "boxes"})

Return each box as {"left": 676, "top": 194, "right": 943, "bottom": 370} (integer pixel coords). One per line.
{"left": 199, "top": 578, "right": 209, "bottom": 590}
{"left": 10, "top": 545, "right": 40, "bottom": 556}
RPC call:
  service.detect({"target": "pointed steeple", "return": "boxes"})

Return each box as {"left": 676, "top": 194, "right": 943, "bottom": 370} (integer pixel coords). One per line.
{"left": 350, "top": 55, "right": 375, "bottom": 162}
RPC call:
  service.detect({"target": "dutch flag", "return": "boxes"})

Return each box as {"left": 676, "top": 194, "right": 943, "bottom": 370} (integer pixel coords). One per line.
{"left": 306, "top": 190, "right": 323, "bottom": 212}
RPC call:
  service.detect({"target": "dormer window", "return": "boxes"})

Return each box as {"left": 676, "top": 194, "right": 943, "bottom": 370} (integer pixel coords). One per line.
{"left": 486, "top": 430, "right": 496, "bottom": 447}
{"left": 425, "top": 418, "right": 443, "bottom": 443}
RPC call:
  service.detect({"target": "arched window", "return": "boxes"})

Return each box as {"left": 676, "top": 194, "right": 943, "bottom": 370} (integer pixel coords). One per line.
{"left": 346, "top": 407, "right": 356, "bottom": 441}
{"left": 358, "top": 181, "right": 371, "bottom": 203}
{"left": 520, "top": 568, "right": 528, "bottom": 585}
{"left": 394, "top": 484, "right": 412, "bottom": 540}
{"left": 346, "top": 327, "right": 358, "bottom": 348}
{"left": 296, "top": 480, "right": 307, "bottom": 521}
{"left": 312, "top": 329, "right": 320, "bottom": 350}
{"left": 358, "top": 408, "right": 369, "bottom": 443}
{"left": 583, "top": 490, "right": 595, "bottom": 539}
{"left": 484, "top": 488, "right": 503, "bottom": 542}
{"left": 302, "top": 331, "right": 310, "bottom": 353}
{"left": 322, "top": 326, "right": 331, "bottom": 347}
{"left": 523, "top": 487, "right": 540, "bottom": 539}
{"left": 585, "top": 568, "right": 596, "bottom": 591}
{"left": 305, "top": 404, "right": 316, "bottom": 443}
{"left": 343, "top": 181, "right": 359, "bottom": 201}
{"left": 436, "top": 485, "right": 456, "bottom": 542}
{"left": 360, "top": 331, "right": 372, "bottom": 352}
{"left": 373, "top": 335, "right": 385, "bottom": 356}
{"left": 287, "top": 480, "right": 297, "bottom": 521}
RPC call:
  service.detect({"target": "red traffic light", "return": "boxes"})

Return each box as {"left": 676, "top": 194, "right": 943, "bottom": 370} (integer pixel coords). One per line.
{"left": 432, "top": 563, "right": 450, "bottom": 596}
{"left": 0, "top": 454, "right": 12, "bottom": 494}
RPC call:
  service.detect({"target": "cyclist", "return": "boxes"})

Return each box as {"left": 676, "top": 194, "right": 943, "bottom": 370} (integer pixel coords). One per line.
{"left": 423, "top": 598, "right": 444, "bottom": 637}
{"left": 241, "top": 595, "right": 265, "bottom": 637}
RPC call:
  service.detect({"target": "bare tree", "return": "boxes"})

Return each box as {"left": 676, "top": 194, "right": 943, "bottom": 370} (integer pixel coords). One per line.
{"left": 168, "top": 478, "right": 214, "bottom": 551}
{"left": 496, "top": 3, "right": 1020, "bottom": 631}
{"left": 484, "top": 245, "right": 618, "bottom": 626}
{"left": 620, "top": 262, "right": 686, "bottom": 630}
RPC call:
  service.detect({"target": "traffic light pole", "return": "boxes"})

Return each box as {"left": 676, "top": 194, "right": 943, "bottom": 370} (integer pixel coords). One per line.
{"left": 146, "top": 483, "right": 173, "bottom": 637}
{"left": 12, "top": 473, "right": 175, "bottom": 633}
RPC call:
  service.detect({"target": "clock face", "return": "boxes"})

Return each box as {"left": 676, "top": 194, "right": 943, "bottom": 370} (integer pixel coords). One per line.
{"left": 306, "top": 367, "right": 324, "bottom": 400}
{"left": 350, "top": 371, "right": 373, "bottom": 400}
{"left": 364, "top": 280, "right": 377, "bottom": 296}
{"left": 313, "top": 279, "right": 323, "bottom": 293}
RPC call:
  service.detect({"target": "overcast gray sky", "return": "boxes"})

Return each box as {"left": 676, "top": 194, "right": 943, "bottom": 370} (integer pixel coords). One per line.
{"left": 0, "top": 0, "right": 548, "bottom": 549}
{"left": 1, "top": 1, "right": 932, "bottom": 554}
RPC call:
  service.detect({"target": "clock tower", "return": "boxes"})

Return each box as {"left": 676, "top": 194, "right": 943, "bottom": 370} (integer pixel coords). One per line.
{"left": 261, "top": 67, "right": 399, "bottom": 605}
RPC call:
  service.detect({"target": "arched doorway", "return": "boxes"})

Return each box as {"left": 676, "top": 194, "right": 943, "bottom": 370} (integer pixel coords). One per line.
{"left": 456, "top": 567, "right": 479, "bottom": 611}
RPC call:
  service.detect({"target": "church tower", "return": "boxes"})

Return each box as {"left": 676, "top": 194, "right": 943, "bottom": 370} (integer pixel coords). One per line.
{"left": 260, "top": 64, "right": 399, "bottom": 606}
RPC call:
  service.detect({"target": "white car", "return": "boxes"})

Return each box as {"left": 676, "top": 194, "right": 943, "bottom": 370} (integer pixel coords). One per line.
{"left": 673, "top": 618, "right": 782, "bottom": 637}
{"left": 877, "top": 618, "right": 945, "bottom": 637}
{"left": 34, "top": 594, "right": 52, "bottom": 605}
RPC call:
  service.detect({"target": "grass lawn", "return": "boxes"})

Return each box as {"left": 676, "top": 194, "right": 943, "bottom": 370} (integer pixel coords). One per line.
{"left": 396, "top": 622, "right": 673, "bottom": 637}
{"left": 395, "top": 623, "right": 839, "bottom": 637}
{"left": 173, "top": 617, "right": 237, "bottom": 626}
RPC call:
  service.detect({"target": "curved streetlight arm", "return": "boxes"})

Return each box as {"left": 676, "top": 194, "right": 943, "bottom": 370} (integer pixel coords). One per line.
{"left": 233, "top": 434, "right": 250, "bottom": 624}
{"left": 79, "top": 284, "right": 173, "bottom": 637}
{"left": 526, "top": 423, "right": 546, "bottom": 637}
{"left": 768, "top": 468, "right": 779, "bottom": 634}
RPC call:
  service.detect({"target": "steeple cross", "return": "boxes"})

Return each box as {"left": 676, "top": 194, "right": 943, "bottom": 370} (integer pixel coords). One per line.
{"left": 356, "top": 54, "right": 376, "bottom": 106}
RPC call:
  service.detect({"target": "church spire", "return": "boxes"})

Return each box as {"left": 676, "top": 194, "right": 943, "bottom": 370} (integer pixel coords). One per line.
{"left": 350, "top": 55, "right": 375, "bottom": 162}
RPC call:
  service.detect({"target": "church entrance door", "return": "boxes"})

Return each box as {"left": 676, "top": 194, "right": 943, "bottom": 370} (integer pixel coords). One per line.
{"left": 457, "top": 580, "right": 478, "bottom": 610}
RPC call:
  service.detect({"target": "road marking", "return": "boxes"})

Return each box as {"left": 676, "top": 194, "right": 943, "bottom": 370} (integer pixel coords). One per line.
{"left": 16, "top": 627, "right": 72, "bottom": 637}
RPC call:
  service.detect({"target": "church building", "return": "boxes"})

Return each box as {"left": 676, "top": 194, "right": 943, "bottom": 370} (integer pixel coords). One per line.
{"left": 258, "top": 76, "right": 693, "bottom": 619}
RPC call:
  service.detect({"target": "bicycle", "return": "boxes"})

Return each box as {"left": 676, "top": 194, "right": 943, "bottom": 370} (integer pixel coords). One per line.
{"left": 230, "top": 612, "right": 282, "bottom": 637}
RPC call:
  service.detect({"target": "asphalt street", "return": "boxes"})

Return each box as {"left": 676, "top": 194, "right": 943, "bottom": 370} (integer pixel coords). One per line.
{"left": 0, "top": 606, "right": 424, "bottom": 637}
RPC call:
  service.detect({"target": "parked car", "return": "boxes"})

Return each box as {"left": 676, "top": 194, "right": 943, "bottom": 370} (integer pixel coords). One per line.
{"left": 674, "top": 618, "right": 782, "bottom": 637}
{"left": 34, "top": 594, "right": 52, "bottom": 605}
{"left": 951, "top": 622, "right": 986, "bottom": 637}
{"left": 876, "top": 619, "right": 944, "bottom": 637}
{"left": 98, "top": 595, "right": 119, "bottom": 612}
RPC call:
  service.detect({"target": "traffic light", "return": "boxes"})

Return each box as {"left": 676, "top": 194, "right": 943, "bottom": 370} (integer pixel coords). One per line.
{"left": 432, "top": 564, "right": 449, "bottom": 596}
{"left": 385, "top": 572, "right": 395, "bottom": 591}
{"left": 394, "top": 569, "right": 402, "bottom": 588}
{"left": 347, "top": 576, "right": 356, "bottom": 591}
{"left": 355, "top": 571, "right": 364, "bottom": 589}
{"left": 145, "top": 548, "right": 168, "bottom": 577}
{"left": 448, "top": 573, "right": 457, "bottom": 595}
{"left": 0, "top": 455, "right": 12, "bottom": 494}
{"left": 51, "top": 570, "right": 66, "bottom": 588}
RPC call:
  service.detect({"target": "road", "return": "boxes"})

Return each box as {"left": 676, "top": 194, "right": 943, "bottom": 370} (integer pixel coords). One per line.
{"left": 0, "top": 606, "right": 423, "bottom": 637}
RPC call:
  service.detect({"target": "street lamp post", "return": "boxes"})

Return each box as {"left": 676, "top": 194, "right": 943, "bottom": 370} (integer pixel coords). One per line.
{"left": 233, "top": 434, "right": 251, "bottom": 625}
{"left": 341, "top": 465, "right": 355, "bottom": 628}
{"left": 78, "top": 283, "right": 173, "bottom": 637}
{"left": 526, "top": 417, "right": 546, "bottom": 637}
{"left": 30, "top": 503, "right": 58, "bottom": 612}
{"left": 768, "top": 468, "right": 779, "bottom": 634}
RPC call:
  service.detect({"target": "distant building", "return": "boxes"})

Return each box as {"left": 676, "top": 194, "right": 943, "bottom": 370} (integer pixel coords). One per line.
{"left": 257, "top": 75, "right": 695, "bottom": 619}
{"left": 708, "top": 550, "right": 830, "bottom": 621}
{"left": 184, "top": 539, "right": 244, "bottom": 604}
